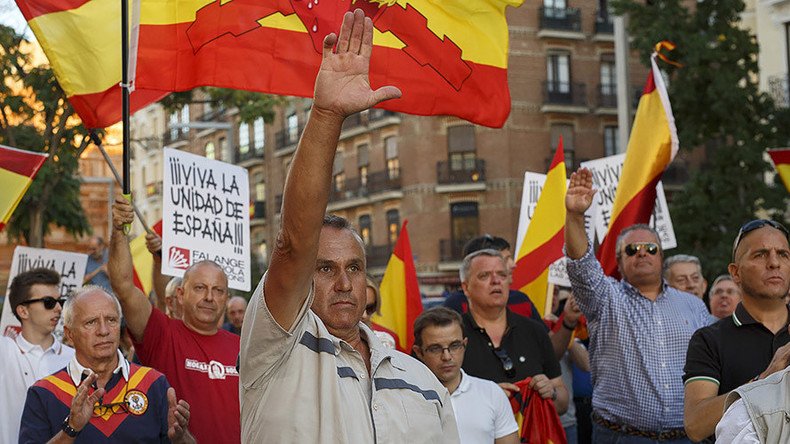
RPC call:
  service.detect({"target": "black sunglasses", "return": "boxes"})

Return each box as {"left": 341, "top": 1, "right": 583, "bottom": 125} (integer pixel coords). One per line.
{"left": 732, "top": 219, "right": 790, "bottom": 260}
{"left": 20, "top": 296, "right": 66, "bottom": 310}
{"left": 493, "top": 347, "right": 516, "bottom": 378}
{"left": 623, "top": 242, "right": 659, "bottom": 257}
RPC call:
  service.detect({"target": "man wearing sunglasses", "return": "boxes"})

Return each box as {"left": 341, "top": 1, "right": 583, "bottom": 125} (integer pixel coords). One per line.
{"left": 684, "top": 219, "right": 790, "bottom": 441}
{"left": 564, "top": 168, "right": 712, "bottom": 443}
{"left": 19, "top": 286, "right": 194, "bottom": 443}
{"left": 1, "top": 268, "right": 74, "bottom": 444}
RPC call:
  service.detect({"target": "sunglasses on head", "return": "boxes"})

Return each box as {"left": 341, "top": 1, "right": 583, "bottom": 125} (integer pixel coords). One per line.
{"left": 732, "top": 219, "right": 790, "bottom": 260}
{"left": 493, "top": 347, "right": 516, "bottom": 378}
{"left": 623, "top": 242, "right": 659, "bottom": 257}
{"left": 20, "top": 296, "right": 66, "bottom": 310}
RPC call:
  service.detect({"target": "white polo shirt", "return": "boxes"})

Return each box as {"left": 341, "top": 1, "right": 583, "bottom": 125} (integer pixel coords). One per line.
{"left": 0, "top": 333, "right": 74, "bottom": 444}
{"left": 451, "top": 370, "right": 519, "bottom": 444}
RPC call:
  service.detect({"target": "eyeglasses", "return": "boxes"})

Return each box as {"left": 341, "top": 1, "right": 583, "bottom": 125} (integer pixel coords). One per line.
{"left": 732, "top": 219, "right": 790, "bottom": 260}
{"left": 423, "top": 341, "right": 466, "bottom": 356}
{"left": 623, "top": 242, "right": 659, "bottom": 257}
{"left": 93, "top": 401, "right": 129, "bottom": 417}
{"left": 493, "top": 347, "right": 516, "bottom": 378}
{"left": 19, "top": 297, "right": 66, "bottom": 310}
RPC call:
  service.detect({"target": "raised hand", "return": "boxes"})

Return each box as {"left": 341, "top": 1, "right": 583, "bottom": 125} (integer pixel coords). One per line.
{"left": 112, "top": 196, "right": 135, "bottom": 232}
{"left": 566, "top": 168, "right": 596, "bottom": 215}
{"left": 68, "top": 371, "right": 104, "bottom": 433}
{"left": 167, "top": 387, "right": 194, "bottom": 444}
{"left": 312, "top": 9, "right": 401, "bottom": 119}
{"left": 145, "top": 232, "right": 162, "bottom": 255}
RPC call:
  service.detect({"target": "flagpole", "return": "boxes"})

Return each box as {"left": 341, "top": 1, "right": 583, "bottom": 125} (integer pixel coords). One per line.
{"left": 121, "top": 0, "right": 132, "bottom": 234}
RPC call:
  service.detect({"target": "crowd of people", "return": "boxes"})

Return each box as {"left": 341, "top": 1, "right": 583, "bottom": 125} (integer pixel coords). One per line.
{"left": 2, "top": 10, "right": 790, "bottom": 444}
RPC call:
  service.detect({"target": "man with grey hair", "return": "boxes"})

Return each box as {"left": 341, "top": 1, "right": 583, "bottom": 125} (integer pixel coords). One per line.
{"left": 19, "top": 286, "right": 194, "bottom": 443}
{"left": 222, "top": 296, "right": 247, "bottom": 335}
{"left": 163, "top": 277, "right": 183, "bottom": 319}
{"left": 564, "top": 168, "right": 711, "bottom": 442}
{"left": 707, "top": 274, "right": 741, "bottom": 319}
{"left": 664, "top": 254, "right": 708, "bottom": 299}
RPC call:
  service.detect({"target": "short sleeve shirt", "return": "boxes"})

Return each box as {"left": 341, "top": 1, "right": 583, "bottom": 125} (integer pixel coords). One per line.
{"left": 451, "top": 370, "right": 519, "bottom": 444}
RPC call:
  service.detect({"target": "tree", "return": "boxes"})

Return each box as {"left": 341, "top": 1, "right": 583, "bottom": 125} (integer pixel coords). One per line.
{"left": 0, "top": 25, "right": 92, "bottom": 247}
{"left": 612, "top": 0, "right": 790, "bottom": 277}
{"left": 159, "top": 88, "right": 281, "bottom": 124}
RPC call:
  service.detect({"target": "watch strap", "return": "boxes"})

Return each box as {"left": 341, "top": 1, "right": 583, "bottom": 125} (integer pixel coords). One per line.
{"left": 61, "top": 416, "right": 81, "bottom": 438}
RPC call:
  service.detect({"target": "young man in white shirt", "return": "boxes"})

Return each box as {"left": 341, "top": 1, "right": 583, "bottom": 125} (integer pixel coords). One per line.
{"left": 413, "top": 307, "right": 519, "bottom": 444}
{"left": 0, "top": 267, "right": 74, "bottom": 443}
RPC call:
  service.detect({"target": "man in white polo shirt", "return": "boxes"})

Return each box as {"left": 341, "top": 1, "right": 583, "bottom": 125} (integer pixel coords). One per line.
{"left": 0, "top": 267, "right": 74, "bottom": 443}
{"left": 413, "top": 307, "right": 519, "bottom": 444}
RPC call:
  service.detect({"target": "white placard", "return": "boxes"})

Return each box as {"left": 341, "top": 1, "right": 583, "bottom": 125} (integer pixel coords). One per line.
{"left": 547, "top": 257, "right": 571, "bottom": 288}
{"left": 1, "top": 247, "right": 88, "bottom": 336}
{"left": 162, "top": 148, "right": 251, "bottom": 291}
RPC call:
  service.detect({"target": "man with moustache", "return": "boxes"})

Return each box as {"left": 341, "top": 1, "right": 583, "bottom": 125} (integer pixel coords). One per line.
{"left": 109, "top": 199, "right": 240, "bottom": 443}
{"left": 683, "top": 220, "right": 790, "bottom": 441}
{"left": 238, "top": 10, "right": 458, "bottom": 443}
{"left": 664, "top": 254, "right": 708, "bottom": 299}
{"left": 707, "top": 275, "right": 742, "bottom": 319}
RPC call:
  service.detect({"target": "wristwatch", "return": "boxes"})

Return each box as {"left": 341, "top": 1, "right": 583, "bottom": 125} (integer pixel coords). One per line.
{"left": 61, "top": 415, "right": 81, "bottom": 438}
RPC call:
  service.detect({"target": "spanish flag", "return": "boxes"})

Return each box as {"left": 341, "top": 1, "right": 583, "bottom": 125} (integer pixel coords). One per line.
{"left": 596, "top": 43, "right": 679, "bottom": 277}
{"left": 0, "top": 145, "right": 48, "bottom": 231}
{"left": 768, "top": 149, "right": 790, "bottom": 193}
{"left": 512, "top": 139, "right": 567, "bottom": 317}
{"left": 371, "top": 220, "right": 423, "bottom": 352}
{"left": 130, "top": 220, "right": 163, "bottom": 295}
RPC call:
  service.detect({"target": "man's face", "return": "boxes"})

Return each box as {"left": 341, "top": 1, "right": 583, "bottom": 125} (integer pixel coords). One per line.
{"left": 618, "top": 229, "right": 663, "bottom": 287}
{"left": 227, "top": 299, "right": 246, "bottom": 329}
{"left": 87, "top": 238, "right": 103, "bottom": 260}
{"left": 16, "top": 284, "right": 62, "bottom": 336}
{"left": 312, "top": 227, "right": 367, "bottom": 336}
{"left": 414, "top": 323, "right": 466, "bottom": 384}
{"left": 729, "top": 227, "right": 790, "bottom": 302}
{"left": 667, "top": 262, "right": 707, "bottom": 298}
{"left": 462, "top": 255, "right": 509, "bottom": 312}
{"left": 178, "top": 264, "right": 229, "bottom": 331}
{"left": 65, "top": 291, "right": 121, "bottom": 364}
{"left": 709, "top": 279, "right": 742, "bottom": 319}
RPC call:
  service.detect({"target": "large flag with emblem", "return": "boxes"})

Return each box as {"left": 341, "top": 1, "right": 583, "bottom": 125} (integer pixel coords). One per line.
{"left": 596, "top": 43, "right": 679, "bottom": 277}
{"left": 0, "top": 145, "right": 48, "bottom": 231}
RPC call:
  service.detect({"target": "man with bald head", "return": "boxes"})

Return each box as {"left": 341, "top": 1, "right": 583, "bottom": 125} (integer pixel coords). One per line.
{"left": 109, "top": 199, "right": 240, "bottom": 443}
{"left": 222, "top": 296, "right": 247, "bottom": 335}
{"left": 19, "top": 286, "right": 193, "bottom": 443}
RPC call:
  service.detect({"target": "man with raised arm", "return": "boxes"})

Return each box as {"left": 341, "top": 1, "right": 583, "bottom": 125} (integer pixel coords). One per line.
{"left": 238, "top": 10, "right": 458, "bottom": 443}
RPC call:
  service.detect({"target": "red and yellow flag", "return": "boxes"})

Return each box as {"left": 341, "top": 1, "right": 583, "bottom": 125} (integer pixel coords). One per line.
{"left": 596, "top": 42, "right": 679, "bottom": 277}
{"left": 371, "top": 220, "right": 423, "bottom": 352}
{"left": 130, "top": 220, "right": 163, "bottom": 295}
{"left": 512, "top": 139, "right": 567, "bottom": 317}
{"left": 768, "top": 149, "right": 790, "bottom": 193}
{"left": 0, "top": 145, "right": 48, "bottom": 231}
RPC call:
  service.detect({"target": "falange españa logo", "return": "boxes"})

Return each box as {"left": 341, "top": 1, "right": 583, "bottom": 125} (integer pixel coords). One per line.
{"left": 184, "top": 359, "right": 239, "bottom": 380}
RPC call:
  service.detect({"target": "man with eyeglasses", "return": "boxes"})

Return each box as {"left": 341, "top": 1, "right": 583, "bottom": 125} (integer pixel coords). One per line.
{"left": 564, "top": 168, "right": 712, "bottom": 443}
{"left": 19, "top": 286, "right": 194, "bottom": 443}
{"left": 706, "top": 274, "right": 742, "bottom": 319}
{"left": 664, "top": 254, "right": 708, "bottom": 299}
{"left": 683, "top": 219, "right": 790, "bottom": 441}
{"left": 413, "top": 307, "right": 519, "bottom": 444}
{"left": 1, "top": 268, "right": 74, "bottom": 443}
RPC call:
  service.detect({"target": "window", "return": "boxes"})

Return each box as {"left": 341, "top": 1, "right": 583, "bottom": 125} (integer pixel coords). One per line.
{"left": 386, "top": 210, "right": 400, "bottom": 246}
{"left": 359, "top": 215, "right": 372, "bottom": 245}
{"left": 604, "top": 125, "right": 619, "bottom": 156}
{"left": 205, "top": 142, "right": 215, "bottom": 160}
{"left": 169, "top": 112, "right": 179, "bottom": 140}
{"left": 258, "top": 242, "right": 268, "bottom": 264}
{"left": 333, "top": 154, "right": 345, "bottom": 192}
{"left": 238, "top": 122, "right": 250, "bottom": 155}
{"left": 450, "top": 202, "right": 479, "bottom": 248}
{"left": 287, "top": 113, "right": 298, "bottom": 143}
{"left": 357, "top": 144, "right": 369, "bottom": 187}
{"left": 550, "top": 124, "right": 575, "bottom": 168}
{"left": 180, "top": 106, "right": 189, "bottom": 134}
{"left": 385, "top": 136, "right": 399, "bottom": 179}
{"left": 253, "top": 172, "right": 266, "bottom": 201}
{"left": 253, "top": 117, "right": 265, "bottom": 153}
{"left": 547, "top": 53, "right": 571, "bottom": 93}
{"left": 220, "top": 137, "right": 231, "bottom": 163}
{"left": 600, "top": 54, "right": 616, "bottom": 97}
{"left": 544, "top": 0, "right": 567, "bottom": 16}
{"left": 447, "top": 125, "right": 476, "bottom": 171}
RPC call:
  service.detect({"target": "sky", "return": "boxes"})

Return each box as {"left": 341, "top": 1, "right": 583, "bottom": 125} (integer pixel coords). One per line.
{"left": 0, "top": 2, "right": 32, "bottom": 37}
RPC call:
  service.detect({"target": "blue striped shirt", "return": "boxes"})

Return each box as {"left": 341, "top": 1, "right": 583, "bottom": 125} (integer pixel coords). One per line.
{"left": 566, "top": 246, "right": 714, "bottom": 431}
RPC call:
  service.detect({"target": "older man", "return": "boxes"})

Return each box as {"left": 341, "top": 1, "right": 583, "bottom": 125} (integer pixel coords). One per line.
{"left": 413, "top": 307, "right": 518, "bottom": 444}
{"left": 664, "top": 254, "right": 708, "bottom": 299}
{"left": 238, "top": 10, "right": 458, "bottom": 443}
{"left": 564, "top": 168, "right": 712, "bottom": 442}
{"left": 109, "top": 200, "right": 240, "bottom": 443}
{"left": 707, "top": 274, "right": 742, "bottom": 319}
{"left": 222, "top": 296, "right": 247, "bottom": 335}
{"left": 19, "top": 287, "right": 193, "bottom": 443}
{"left": 1, "top": 268, "right": 74, "bottom": 443}
{"left": 84, "top": 237, "right": 111, "bottom": 293}
{"left": 683, "top": 220, "right": 790, "bottom": 441}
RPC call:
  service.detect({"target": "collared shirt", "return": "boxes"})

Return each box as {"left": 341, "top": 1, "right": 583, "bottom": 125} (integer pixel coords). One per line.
{"left": 0, "top": 333, "right": 73, "bottom": 444}
{"left": 462, "top": 310, "right": 561, "bottom": 384}
{"left": 450, "top": 370, "right": 518, "bottom": 444}
{"left": 239, "top": 277, "right": 459, "bottom": 444}
{"left": 85, "top": 250, "right": 112, "bottom": 294}
{"left": 566, "top": 245, "right": 713, "bottom": 431}
{"left": 684, "top": 303, "right": 790, "bottom": 394}
{"left": 67, "top": 349, "right": 129, "bottom": 386}
{"left": 715, "top": 398, "right": 759, "bottom": 443}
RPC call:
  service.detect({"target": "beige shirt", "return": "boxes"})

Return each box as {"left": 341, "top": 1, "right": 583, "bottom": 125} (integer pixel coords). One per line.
{"left": 239, "top": 279, "right": 459, "bottom": 443}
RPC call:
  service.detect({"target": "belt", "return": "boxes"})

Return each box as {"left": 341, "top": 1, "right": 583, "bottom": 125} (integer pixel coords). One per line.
{"left": 591, "top": 411, "right": 687, "bottom": 441}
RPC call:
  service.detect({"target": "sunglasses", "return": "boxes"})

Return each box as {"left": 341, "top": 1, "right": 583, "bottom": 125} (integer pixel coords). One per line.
{"left": 493, "top": 347, "right": 516, "bottom": 378}
{"left": 19, "top": 296, "right": 66, "bottom": 310}
{"left": 623, "top": 242, "right": 659, "bottom": 257}
{"left": 732, "top": 219, "right": 790, "bottom": 260}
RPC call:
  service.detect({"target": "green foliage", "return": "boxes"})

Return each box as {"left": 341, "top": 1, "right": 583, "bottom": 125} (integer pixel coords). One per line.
{"left": 611, "top": 0, "right": 790, "bottom": 277}
{"left": 159, "top": 88, "right": 281, "bottom": 124}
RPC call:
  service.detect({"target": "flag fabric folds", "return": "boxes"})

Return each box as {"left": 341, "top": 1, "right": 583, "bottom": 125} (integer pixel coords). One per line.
{"left": 371, "top": 220, "right": 423, "bottom": 352}
{"left": 130, "top": 220, "right": 163, "bottom": 295}
{"left": 0, "top": 145, "right": 48, "bottom": 231}
{"left": 768, "top": 149, "right": 790, "bottom": 193}
{"left": 512, "top": 138, "right": 567, "bottom": 317}
{"left": 596, "top": 43, "right": 679, "bottom": 277}
{"left": 509, "top": 377, "right": 567, "bottom": 444}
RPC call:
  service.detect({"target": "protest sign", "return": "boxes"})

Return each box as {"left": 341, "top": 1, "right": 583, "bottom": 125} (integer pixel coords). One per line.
{"left": 162, "top": 148, "right": 251, "bottom": 291}
{"left": 547, "top": 257, "right": 571, "bottom": 288}
{"left": 1, "top": 246, "right": 88, "bottom": 336}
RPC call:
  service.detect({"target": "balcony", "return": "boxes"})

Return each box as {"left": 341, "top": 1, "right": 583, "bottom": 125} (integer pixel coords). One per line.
{"left": 236, "top": 147, "right": 264, "bottom": 167}
{"left": 769, "top": 75, "right": 789, "bottom": 108}
{"left": 274, "top": 123, "right": 305, "bottom": 154}
{"left": 161, "top": 128, "right": 189, "bottom": 146}
{"left": 365, "top": 244, "right": 393, "bottom": 268}
{"left": 538, "top": 7, "right": 583, "bottom": 38}
{"left": 197, "top": 105, "right": 226, "bottom": 122}
{"left": 436, "top": 159, "right": 486, "bottom": 185}
{"left": 340, "top": 109, "right": 401, "bottom": 140}
{"left": 328, "top": 170, "right": 402, "bottom": 203}
{"left": 542, "top": 81, "right": 588, "bottom": 113}
{"left": 251, "top": 200, "right": 266, "bottom": 220}
{"left": 145, "top": 181, "right": 162, "bottom": 198}
{"left": 439, "top": 238, "right": 468, "bottom": 262}
{"left": 597, "top": 84, "right": 617, "bottom": 110}
{"left": 594, "top": 14, "right": 614, "bottom": 35}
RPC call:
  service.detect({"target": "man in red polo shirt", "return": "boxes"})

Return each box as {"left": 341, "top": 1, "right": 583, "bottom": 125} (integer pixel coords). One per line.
{"left": 108, "top": 198, "right": 241, "bottom": 443}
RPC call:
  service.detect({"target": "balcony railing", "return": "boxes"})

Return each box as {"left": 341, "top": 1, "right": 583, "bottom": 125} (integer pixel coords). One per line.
{"left": 436, "top": 159, "right": 486, "bottom": 185}
{"left": 162, "top": 128, "right": 189, "bottom": 145}
{"left": 251, "top": 201, "right": 266, "bottom": 220}
{"left": 539, "top": 7, "right": 581, "bottom": 32}
{"left": 275, "top": 123, "right": 305, "bottom": 151}
{"left": 439, "top": 238, "right": 469, "bottom": 262}
{"left": 595, "top": 14, "right": 614, "bottom": 34}
{"left": 597, "top": 84, "right": 617, "bottom": 108}
{"left": 197, "top": 105, "right": 226, "bottom": 122}
{"left": 237, "top": 148, "right": 264, "bottom": 163}
{"left": 329, "top": 169, "right": 402, "bottom": 202}
{"left": 543, "top": 81, "right": 587, "bottom": 107}
{"left": 365, "top": 244, "right": 393, "bottom": 268}
{"left": 342, "top": 109, "right": 399, "bottom": 132}
{"left": 769, "top": 75, "right": 789, "bottom": 108}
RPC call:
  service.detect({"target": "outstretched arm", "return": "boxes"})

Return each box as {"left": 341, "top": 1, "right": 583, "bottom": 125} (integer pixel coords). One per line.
{"left": 264, "top": 9, "right": 401, "bottom": 330}
{"left": 564, "top": 168, "right": 596, "bottom": 260}
{"left": 145, "top": 233, "right": 169, "bottom": 313}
